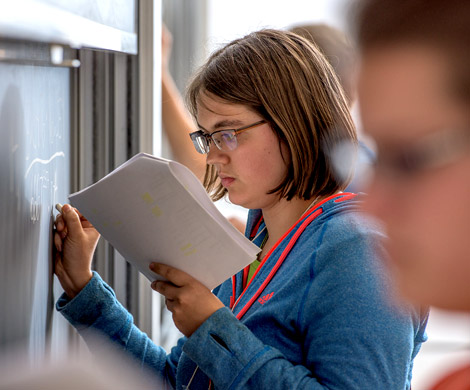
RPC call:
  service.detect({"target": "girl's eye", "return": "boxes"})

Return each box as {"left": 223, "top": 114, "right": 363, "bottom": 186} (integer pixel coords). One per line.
{"left": 221, "top": 132, "right": 235, "bottom": 141}
{"left": 221, "top": 132, "right": 237, "bottom": 150}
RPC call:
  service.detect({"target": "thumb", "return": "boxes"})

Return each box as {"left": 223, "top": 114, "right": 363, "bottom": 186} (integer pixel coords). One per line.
{"left": 61, "top": 204, "right": 83, "bottom": 238}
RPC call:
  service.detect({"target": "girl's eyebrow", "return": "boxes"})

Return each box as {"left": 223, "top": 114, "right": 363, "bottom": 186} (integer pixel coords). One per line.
{"left": 196, "top": 119, "right": 245, "bottom": 133}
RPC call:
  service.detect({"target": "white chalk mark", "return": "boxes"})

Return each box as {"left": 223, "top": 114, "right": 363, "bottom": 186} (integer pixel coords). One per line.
{"left": 24, "top": 151, "right": 65, "bottom": 178}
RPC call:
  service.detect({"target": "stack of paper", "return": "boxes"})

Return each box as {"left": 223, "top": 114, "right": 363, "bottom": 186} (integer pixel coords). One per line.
{"left": 69, "top": 153, "right": 260, "bottom": 290}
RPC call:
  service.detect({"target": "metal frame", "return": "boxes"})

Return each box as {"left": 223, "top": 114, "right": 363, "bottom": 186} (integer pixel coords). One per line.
{"left": 70, "top": 0, "right": 161, "bottom": 339}
{"left": 0, "top": 0, "right": 137, "bottom": 54}
{"left": 0, "top": 39, "right": 80, "bottom": 67}
{"left": 73, "top": 48, "right": 145, "bottom": 325}
{"left": 136, "top": 0, "right": 161, "bottom": 340}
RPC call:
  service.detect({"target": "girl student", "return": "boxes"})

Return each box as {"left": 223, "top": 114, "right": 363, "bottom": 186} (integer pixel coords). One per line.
{"left": 54, "top": 29, "right": 427, "bottom": 389}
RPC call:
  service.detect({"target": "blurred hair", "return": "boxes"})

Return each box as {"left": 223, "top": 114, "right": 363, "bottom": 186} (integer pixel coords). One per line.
{"left": 289, "top": 23, "right": 357, "bottom": 106}
{"left": 186, "top": 29, "right": 356, "bottom": 202}
{"left": 356, "top": 0, "right": 470, "bottom": 103}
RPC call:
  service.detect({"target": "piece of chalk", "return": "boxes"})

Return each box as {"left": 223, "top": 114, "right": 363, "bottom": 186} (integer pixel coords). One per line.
{"left": 55, "top": 203, "right": 63, "bottom": 213}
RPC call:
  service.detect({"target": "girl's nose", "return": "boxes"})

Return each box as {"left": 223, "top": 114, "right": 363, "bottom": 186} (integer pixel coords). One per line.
{"left": 206, "top": 142, "right": 229, "bottom": 166}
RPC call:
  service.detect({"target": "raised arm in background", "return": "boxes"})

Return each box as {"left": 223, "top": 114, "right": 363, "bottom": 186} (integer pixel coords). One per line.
{"left": 161, "top": 25, "right": 206, "bottom": 181}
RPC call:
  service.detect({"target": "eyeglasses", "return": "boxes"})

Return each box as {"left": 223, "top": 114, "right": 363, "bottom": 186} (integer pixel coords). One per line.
{"left": 189, "top": 120, "right": 267, "bottom": 154}
{"left": 371, "top": 127, "right": 470, "bottom": 178}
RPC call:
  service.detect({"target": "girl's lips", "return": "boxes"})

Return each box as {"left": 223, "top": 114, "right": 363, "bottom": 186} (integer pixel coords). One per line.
{"left": 220, "top": 177, "right": 235, "bottom": 187}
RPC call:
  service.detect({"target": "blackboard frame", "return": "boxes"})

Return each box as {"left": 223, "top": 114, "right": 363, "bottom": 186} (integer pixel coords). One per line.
{"left": 0, "top": 0, "right": 137, "bottom": 54}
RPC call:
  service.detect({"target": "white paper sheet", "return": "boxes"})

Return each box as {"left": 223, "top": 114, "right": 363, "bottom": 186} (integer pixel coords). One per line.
{"left": 69, "top": 153, "right": 260, "bottom": 289}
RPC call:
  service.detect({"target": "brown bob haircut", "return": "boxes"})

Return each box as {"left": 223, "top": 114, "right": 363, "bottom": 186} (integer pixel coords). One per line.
{"left": 356, "top": 0, "right": 470, "bottom": 104}
{"left": 186, "top": 29, "right": 356, "bottom": 202}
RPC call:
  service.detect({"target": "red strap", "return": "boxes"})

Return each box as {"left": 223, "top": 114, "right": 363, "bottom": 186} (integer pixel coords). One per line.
{"left": 334, "top": 192, "right": 356, "bottom": 203}
{"left": 235, "top": 208, "right": 323, "bottom": 320}
{"left": 249, "top": 215, "right": 264, "bottom": 239}
{"left": 231, "top": 193, "right": 357, "bottom": 316}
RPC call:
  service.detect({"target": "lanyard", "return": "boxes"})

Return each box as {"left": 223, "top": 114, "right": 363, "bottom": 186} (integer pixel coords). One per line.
{"left": 230, "top": 192, "right": 356, "bottom": 320}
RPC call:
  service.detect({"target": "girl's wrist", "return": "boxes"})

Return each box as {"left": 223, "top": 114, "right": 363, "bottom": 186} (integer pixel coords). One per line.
{"left": 67, "top": 271, "right": 93, "bottom": 299}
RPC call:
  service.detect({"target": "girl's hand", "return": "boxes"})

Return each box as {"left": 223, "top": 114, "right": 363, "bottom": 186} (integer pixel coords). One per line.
{"left": 54, "top": 204, "right": 100, "bottom": 298}
{"left": 150, "top": 263, "right": 224, "bottom": 337}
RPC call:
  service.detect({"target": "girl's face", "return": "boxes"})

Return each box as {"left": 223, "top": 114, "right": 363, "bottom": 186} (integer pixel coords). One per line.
{"left": 197, "top": 93, "right": 289, "bottom": 211}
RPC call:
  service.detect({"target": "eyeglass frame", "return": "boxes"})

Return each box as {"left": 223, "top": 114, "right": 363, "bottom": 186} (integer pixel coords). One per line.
{"left": 370, "top": 126, "right": 470, "bottom": 178}
{"left": 189, "top": 120, "right": 267, "bottom": 154}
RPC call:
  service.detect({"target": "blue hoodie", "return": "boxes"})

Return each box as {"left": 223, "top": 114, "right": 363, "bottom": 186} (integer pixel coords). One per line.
{"left": 57, "top": 193, "right": 427, "bottom": 389}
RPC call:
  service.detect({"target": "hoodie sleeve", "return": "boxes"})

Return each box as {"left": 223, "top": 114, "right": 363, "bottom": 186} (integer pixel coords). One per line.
{"left": 56, "top": 271, "right": 183, "bottom": 389}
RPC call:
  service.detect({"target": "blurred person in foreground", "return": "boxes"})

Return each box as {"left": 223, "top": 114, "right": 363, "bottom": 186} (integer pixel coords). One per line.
{"left": 356, "top": 0, "right": 470, "bottom": 388}
{"left": 0, "top": 334, "right": 158, "bottom": 390}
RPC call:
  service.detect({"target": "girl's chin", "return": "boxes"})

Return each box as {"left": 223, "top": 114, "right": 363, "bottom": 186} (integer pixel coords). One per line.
{"left": 226, "top": 192, "right": 247, "bottom": 208}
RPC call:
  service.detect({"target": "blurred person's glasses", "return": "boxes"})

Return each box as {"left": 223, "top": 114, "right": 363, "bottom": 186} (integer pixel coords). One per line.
{"left": 370, "top": 127, "right": 470, "bottom": 178}
{"left": 189, "top": 120, "right": 267, "bottom": 154}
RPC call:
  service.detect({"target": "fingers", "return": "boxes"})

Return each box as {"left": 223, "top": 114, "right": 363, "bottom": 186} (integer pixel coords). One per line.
{"left": 55, "top": 205, "right": 78, "bottom": 232}
{"left": 57, "top": 205, "right": 95, "bottom": 232}
{"left": 149, "top": 263, "right": 192, "bottom": 287}
{"left": 60, "top": 204, "right": 83, "bottom": 239}
{"left": 54, "top": 251, "right": 62, "bottom": 275}
{"left": 55, "top": 213, "right": 64, "bottom": 231}
{"left": 153, "top": 280, "right": 179, "bottom": 300}
{"left": 74, "top": 207, "right": 88, "bottom": 222}
{"left": 54, "top": 215, "right": 68, "bottom": 240}
{"left": 54, "top": 204, "right": 93, "bottom": 252}
{"left": 54, "top": 231, "right": 63, "bottom": 252}
{"left": 164, "top": 297, "right": 177, "bottom": 313}
{"left": 54, "top": 211, "right": 66, "bottom": 250}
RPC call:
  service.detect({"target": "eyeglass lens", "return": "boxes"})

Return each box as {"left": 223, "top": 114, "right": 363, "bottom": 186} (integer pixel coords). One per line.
{"left": 191, "top": 130, "right": 238, "bottom": 154}
{"left": 213, "top": 131, "right": 237, "bottom": 151}
{"left": 193, "top": 135, "right": 209, "bottom": 154}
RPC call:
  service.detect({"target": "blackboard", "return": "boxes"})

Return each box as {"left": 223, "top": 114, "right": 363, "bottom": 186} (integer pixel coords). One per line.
{"left": 0, "top": 62, "right": 71, "bottom": 358}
